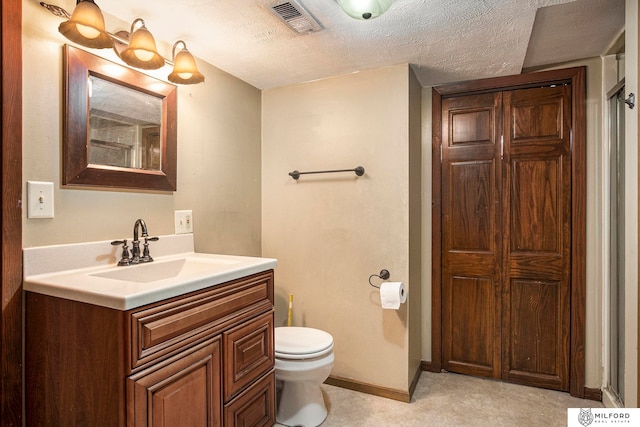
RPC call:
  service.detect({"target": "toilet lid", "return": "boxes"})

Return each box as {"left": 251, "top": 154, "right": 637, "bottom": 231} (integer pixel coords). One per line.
{"left": 275, "top": 327, "right": 334, "bottom": 359}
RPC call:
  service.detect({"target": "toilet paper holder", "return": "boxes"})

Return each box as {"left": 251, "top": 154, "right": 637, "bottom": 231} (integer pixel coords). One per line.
{"left": 368, "top": 269, "right": 390, "bottom": 289}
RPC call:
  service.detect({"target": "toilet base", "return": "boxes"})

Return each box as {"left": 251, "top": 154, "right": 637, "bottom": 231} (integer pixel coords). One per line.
{"left": 276, "top": 380, "right": 327, "bottom": 427}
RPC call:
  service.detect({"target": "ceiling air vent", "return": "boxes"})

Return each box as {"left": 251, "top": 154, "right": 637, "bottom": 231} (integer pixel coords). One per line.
{"left": 269, "top": 1, "right": 323, "bottom": 34}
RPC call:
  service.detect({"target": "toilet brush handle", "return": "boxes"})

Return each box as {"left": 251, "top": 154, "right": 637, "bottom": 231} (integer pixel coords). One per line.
{"left": 287, "top": 293, "right": 293, "bottom": 327}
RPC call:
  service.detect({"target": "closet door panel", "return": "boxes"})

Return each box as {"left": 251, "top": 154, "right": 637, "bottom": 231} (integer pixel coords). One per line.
{"left": 502, "top": 86, "right": 571, "bottom": 391}
{"left": 441, "top": 93, "right": 503, "bottom": 378}
{"left": 508, "top": 278, "right": 561, "bottom": 376}
{"left": 445, "top": 275, "right": 497, "bottom": 375}
{"left": 449, "top": 160, "right": 494, "bottom": 251}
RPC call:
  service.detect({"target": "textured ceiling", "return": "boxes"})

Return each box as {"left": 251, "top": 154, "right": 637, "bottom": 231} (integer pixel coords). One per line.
{"left": 93, "top": 0, "right": 624, "bottom": 89}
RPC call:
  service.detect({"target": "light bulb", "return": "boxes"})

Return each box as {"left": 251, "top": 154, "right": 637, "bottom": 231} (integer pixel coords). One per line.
{"left": 134, "top": 49, "right": 155, "bottom": 62}
{"left": 75, "top": 23, "right": 101, "bottom": 39}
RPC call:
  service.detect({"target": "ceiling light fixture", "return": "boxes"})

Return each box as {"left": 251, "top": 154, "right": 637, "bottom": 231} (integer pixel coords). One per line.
{"left": 168, "top": 41, "right": 205, "bottom": 85}
{"left": 119, "top": 18, "right": 165, "bottom": 70}
{"left": 336, "top": 0, "right": 394, "bottom": 20}
{"left": 58, "top": 0, "right": 113, "bottom": 48}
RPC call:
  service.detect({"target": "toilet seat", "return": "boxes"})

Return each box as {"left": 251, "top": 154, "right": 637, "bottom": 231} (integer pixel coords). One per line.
{"left": 275, "top": 327, "right": 334, "bottom": 360}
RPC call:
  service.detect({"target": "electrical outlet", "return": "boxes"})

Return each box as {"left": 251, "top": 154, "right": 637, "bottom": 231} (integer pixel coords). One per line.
{"left": 184, "top": 212, "right": 193, "bottom": 233}
{"left": 174, "top": 210, "right": 193, "bottom": 234}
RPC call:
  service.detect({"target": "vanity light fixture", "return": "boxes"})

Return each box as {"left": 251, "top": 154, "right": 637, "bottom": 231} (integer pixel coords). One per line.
{"left": 119, "top": 18, "right": 165, "bottom": 70}
{"left": 336, "top": 0, "right": 394, "bottom": 20}
{"left": 168, "top": 41, "right": 205, "bottom": 85}
{"left": 58, "top": 0, "right": 113, "bottom": 49}
{"left": 41, "top": 2, "right": 205, "bottom": 84}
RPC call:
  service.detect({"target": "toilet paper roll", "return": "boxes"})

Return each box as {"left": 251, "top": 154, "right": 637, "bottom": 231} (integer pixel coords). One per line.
{"left": 380, "top": 282, "right": 407, "bottom": 309}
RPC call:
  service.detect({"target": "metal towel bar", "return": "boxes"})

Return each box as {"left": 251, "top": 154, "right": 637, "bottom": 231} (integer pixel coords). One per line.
{"left": 288, "top": 166, "right": 365, "bottom": 180}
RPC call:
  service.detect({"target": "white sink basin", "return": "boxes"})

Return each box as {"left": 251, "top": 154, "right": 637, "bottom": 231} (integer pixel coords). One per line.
{"left": 23, "top": 241, "right": 277, "bottom": 311}
{"left": 91, "top": 257, "right": 241, "bottom": 283}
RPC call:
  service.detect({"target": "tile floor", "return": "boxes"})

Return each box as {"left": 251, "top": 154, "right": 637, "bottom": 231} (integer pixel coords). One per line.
{"left": 277, "top": 371, "right": 603, "bottom": 427}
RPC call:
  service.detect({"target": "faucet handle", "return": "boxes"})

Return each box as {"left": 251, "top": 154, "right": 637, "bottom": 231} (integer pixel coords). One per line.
{"left": 141, "top": 236, "right": 159, "bottom": 263}
{"left": 111, "top": 239, "right": 131, "bottom": 266}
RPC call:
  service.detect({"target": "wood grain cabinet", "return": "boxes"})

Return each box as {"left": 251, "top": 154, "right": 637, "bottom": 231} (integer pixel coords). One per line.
{"left": 25, "top": 270, "right": 275, "bottom": 427}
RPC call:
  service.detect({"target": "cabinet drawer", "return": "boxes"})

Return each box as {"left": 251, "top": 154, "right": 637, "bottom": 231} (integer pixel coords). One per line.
{"left": 129, "top": 271, "right": 273, "bottom": 372}
{"left": 223, "top": 311, "right": 274, "bottom": 401}
{"left": 224, "top": 370, "right": 275, "bottom": 427}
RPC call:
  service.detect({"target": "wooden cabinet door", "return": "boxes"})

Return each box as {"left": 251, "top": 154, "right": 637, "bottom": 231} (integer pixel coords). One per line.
{"left": 440, "top": 84, "right": 572, "bottom": 391}
{"left": 128, "top": 338, "right": 222, "bottom": 427}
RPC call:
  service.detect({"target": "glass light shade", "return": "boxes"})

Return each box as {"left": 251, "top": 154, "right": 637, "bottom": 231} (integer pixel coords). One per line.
{"left": 119, "top": 19, "right": 165, "bottom": 70}
{"left": 336, "top": 0, "right": 394, "bottom": 20}
{"left": 58, "top": 0, "right": 113, "bottom": 48}
{"left": 168, "top": 41, "right": 205, "bottom": 85}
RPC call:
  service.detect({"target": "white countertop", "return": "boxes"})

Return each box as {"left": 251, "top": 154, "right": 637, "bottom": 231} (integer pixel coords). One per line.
{"left": 23, "top": 235, "right": 277, "bottom": 310}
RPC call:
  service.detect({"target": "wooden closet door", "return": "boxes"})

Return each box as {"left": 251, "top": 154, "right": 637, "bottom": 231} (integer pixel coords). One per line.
{"left": 502, "top": 85, "right": 572, "bottom": 391}
{"left": 441, "top": 92, "right": 503, "bottom": 378}
{"left": 441, "top": 85, "right": 571, "bottom": 391}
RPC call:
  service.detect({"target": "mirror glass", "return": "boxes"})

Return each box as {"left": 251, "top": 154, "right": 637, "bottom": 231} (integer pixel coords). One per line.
{"left": 63, "top": 45, "right": 177, "bottom": 191}
{"left": 88, "top": 76, "right": 162, "bottom": 170}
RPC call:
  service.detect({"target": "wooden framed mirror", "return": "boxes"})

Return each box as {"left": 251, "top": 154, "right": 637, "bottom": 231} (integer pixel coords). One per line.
{"left": 63, "top": 45, "right": 177, "bottom": 191}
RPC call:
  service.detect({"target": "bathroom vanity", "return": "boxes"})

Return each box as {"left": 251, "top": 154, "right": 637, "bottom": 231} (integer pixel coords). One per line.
{"left": 23, "top": 235, "right": 277, "bottom": 426}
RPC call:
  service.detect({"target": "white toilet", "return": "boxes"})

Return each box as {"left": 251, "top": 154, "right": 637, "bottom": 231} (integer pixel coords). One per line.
{"left": 275, "top": 326, "right": 334, "bottom": 427}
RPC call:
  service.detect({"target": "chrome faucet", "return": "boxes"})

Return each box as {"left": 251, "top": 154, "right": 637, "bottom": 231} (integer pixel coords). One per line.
{"left": 111, "top": 219, "right": 159, "bottom": 266}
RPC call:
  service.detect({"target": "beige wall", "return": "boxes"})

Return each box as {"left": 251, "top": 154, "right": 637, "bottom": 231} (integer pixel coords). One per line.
{"left": 582, "top": 56, "right": 606, "bottom": 390}
{"left": 420, "top": 88, "right": 433, "bottom": 363}
{"left": 407, "top": 68, "right": 423, "bottom": 386}
{"left": 22, "top": 0, "right": 262, "bottom": 255}
{"left": 262, "top": 64, "right": 421, "bottom": 393}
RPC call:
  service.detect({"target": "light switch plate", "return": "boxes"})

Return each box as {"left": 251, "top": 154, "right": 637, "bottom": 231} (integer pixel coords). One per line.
{"left": 174, "top": 210, "right": 193, "bottom": 234}
{"left": 27, "top": 181, "right": 54, "bottom": 219}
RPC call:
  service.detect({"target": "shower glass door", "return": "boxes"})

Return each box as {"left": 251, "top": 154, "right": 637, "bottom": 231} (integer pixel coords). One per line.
{"left": 608, "top": 83, "right": 625, "bottom": 405}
